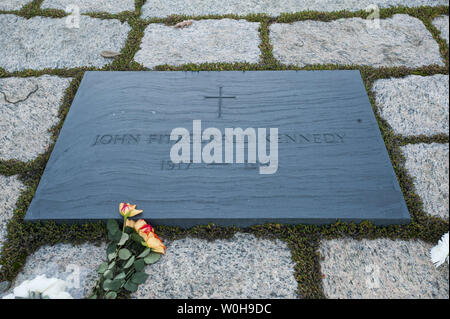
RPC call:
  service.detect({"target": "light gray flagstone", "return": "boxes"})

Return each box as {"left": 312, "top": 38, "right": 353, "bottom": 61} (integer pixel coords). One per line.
{"left": 270, "top": 14, "right": 444, "bottom": 68}
{"left": 320, "top": 238, "right": 449, "bottom": 299}
{"left": 134, "top": 19, "right": 261, "bottom": 68}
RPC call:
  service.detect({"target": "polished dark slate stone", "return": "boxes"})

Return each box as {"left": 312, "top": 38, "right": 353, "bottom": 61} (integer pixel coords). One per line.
{"left": 25, "top": 71, "right": 410, "bottom": 226}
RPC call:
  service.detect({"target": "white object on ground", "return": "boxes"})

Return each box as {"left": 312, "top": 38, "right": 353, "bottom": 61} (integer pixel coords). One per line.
{"left": 431, "top": 233, "right": 449, "bottom": 268}
{"left": 2, "top": 275, "right": 73, "bottom": 299}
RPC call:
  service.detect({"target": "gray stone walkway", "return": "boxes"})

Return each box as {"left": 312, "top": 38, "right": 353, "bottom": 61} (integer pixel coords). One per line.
{"left": 401, "top": 143, "right": 449, "bottom": 220}
{"left": 270, "top": 14, "right": 444, "bottom": 68}
{"left": 141, "top": 0, "right": 448, "bottom": 18}
{"left": 373, "top": 75, "right": 449, "bottom": 136}
{"left": 0, "top": 76, "right": 72, "bottom": 161}
{"left": 0, "top": 1, "right": 448, "bottom": 299}
{"left": 133, "top": 233, "right": 297, "bottom": 299}
{"left": 41, "top": 0, "right": 135, "bottom": 14}
{"left": 319, "top": 238, "right": 449, "bottom": 299}
{"left": 0, "top": 15, "right": 130, "bottom": 71}
{"left": 0, "top": 175, "right": 25, "bottom": 253}
{"left": 134, "top": 19, "right": 261, "bottom": 68}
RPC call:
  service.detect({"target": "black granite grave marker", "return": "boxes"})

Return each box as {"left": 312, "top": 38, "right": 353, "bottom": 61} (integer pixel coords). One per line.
{"left": 25, "top": 71, "right": 410, "bottom": 226}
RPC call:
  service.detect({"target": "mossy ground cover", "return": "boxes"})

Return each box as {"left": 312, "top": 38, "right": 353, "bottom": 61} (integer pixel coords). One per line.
{"left": 0, "top": 1, "right": 448, "bottom": 299}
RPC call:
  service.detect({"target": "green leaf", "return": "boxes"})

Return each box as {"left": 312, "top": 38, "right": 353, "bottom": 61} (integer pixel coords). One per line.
{"left": 88, "top": 294, "right": 97, "bottom": 299}
{"left": 109, "top": 231, "right": 122, "bottom": 243}
{"left": 130, "top": 233, "right": 144, "bottom": 244}
{"left": 103, "top": 279, "right": 123, "bottom": 292}
{"left": 106, "top": 243, "right": 117, "bottom": 255}
{"left": 105, "top": 291, "right": 117, "bottom": 299}
{"left": 107, "top": 219, "right": 120, "bottom": 235}
{"left": 107, "top": 261, "right": 116, "bottom": 270}
{"left": 123, "top": 255, "right": 135, "bottom": 269}
{"left": 124, "top": 281, "right": 138, "bottom": 293}
{"left": 118, "top": 233, "right": 129, "bottom": 246}
{"left": 131, "top": 272, "right": 149, "bottom": 284}
{"left": 114, "top": 272, "right": 126, "bottom": 280}
{"left": 118, "top": 248, "right": 132, "bottom": 260}
{"left": 107, "top": 232, "right": 114, "bottom": 241}
{"left": 102, "top": 279, "right": 112, "bottom": 291}
{"left": 137, "top": 248, "right": 151, "bottom": 259}
{"left": 107, "top": 252, "right": 117, "bottom": 261}
{"left": 103, "top": 269, "right": 113, "bottom": 280}
{"left": 97, "top": 262, "right": 108, "bottom": 274}
{"left": 134, "top": 259, "right": 145, "bottom": 272}
{"left": 144, "top": 252, "right": 161, "bottom": 264}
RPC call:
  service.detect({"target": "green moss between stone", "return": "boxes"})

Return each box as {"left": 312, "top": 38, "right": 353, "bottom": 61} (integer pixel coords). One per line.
{"left": 0, "top": 5, "right": 448, "bottom": 299}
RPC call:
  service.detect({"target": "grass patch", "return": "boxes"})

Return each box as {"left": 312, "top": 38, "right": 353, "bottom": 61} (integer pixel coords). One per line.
{"left": 0, "top": 4, "right": 448, "bottom": 298}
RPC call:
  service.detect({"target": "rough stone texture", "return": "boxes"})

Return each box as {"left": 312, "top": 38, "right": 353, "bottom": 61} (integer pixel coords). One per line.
{"left": 319, "top": 238, "right": 449, "bottom": 299}
{"left": 270, "top": 14, "right": 444, "bottom": 68}
{"left": 0, "top": 175, "right": 25, "bottom": 253}
{"left": 1, "top": 243, "right": 106, "bottom": 299}
{"left": 134, "top": 19, "right": 260, "bottom": 68}
{"left": 432, "top": 15, "right": 449, "bottom": 45}
{"left": 0, "top": 0, "right": 30, "bottom": 10}
{"left": 0, "top": 75, "right": 72, "bottom": 162}
{"left": 401, "top": 143, "right": 449, "bottom": 220}
{"left": 133, "top": 233, "right": 297, "bottom": 298}
{"left": 141, "top": 0, "right": 449, "bottom": 18}
{"left": 0, "top": 14, "right": 130, "bottom": 72}
{"left": 41, "top": 0, "right": 135, "bottom": 14}
{"left": 373, "top": 75, "right": 449, "bottom": 136}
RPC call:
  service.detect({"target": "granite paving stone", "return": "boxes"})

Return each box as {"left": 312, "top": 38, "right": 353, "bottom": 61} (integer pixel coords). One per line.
{"left": 0, "top": 175, "right": 25, "bottom": 253}
{"left": 401, "top": 143, "right": 449, "bottom": 220}
{"left": 432, "top": 15, "right": 449, "bottom": 45}
{"left": 1, "top": 243, "right": 106, "bottom": 299}
{"left": 0, "top": 0, "right": 30, "bottom": 11}
{"left": 142, "top": 0, "right": 449, "bottom": 18}
{"left": 0, "top": 14, "right": 130, "bottom": 72}
{"left": 319, "top": 238, "right": 449, "bottom": 299}
{"left": 0, "top": 75, "right": 72, "bottom": 162}
{"left": 373, "top": 74, "right": 449, "bottom": 136}
{"left": 134, "top": 19, "right": 261, "bottom": 68}
{"left": 41, "top": 0, "right": 135, "bottom": 14}
{"left": 133, "top": 233, "right": 298, "bottom": 298}
{"left": 270, "top": 14, "right": 444, "bottom": 68}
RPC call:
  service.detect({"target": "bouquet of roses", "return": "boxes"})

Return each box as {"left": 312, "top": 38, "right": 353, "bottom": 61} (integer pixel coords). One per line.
{"left": 90, "top": 203, "right": 166, "bottom": 299}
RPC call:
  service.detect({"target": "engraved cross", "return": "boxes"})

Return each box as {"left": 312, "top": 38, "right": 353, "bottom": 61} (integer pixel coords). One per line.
{"left": 204, "top": 86, "right": 236, "bottom": 118}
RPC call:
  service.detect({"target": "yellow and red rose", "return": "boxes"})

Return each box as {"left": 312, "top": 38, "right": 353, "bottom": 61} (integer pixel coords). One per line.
{"left": 123, "top": 215, "right": 166, "bottom": 255}
{"left": 119, "top": 203, "right": 143, "bottom": 218}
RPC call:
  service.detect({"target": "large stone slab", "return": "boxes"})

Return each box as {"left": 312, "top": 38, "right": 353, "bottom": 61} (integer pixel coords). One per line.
{"left": 0, "top": 243, "right": 106, "bottom": 299}
{"left": 432, "top": 15, "right": 449, "bottom": 45}
{"left": 141, "top": 0, "right": 449, "bottom": 18}
{"left": 0, "top": 15, "right": 130, "bottom": 72}
{"left": 373, "top": 75, "right": 449, "bottom": 136}
{"left": 319, "top": 238, "right": 449, "bottom": 299}
{"left": 401, "top": 143, "right": 449, "bottom": 220}
{"left": 270, "top": 14, "right": 444, "bottom": 68}
{"left": 0, "top": 175, "right": 25, "bottom": 253}
{"left": 25, "top": 71, "right": 410, "bottom": 226}
{"left": 41, "top": 0, "right": 135, "bottom": 14}
{"left": 133, "top": 233, "right": 297, "bottom": 298}
{"left": 0, "top": 0, "right": 30, "bottom": 11}
{"left": 134, "top": 19, "right": 260, "bottom": 68}
{"left": 0, "top": 75, "right": 72, "bottom": 162}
